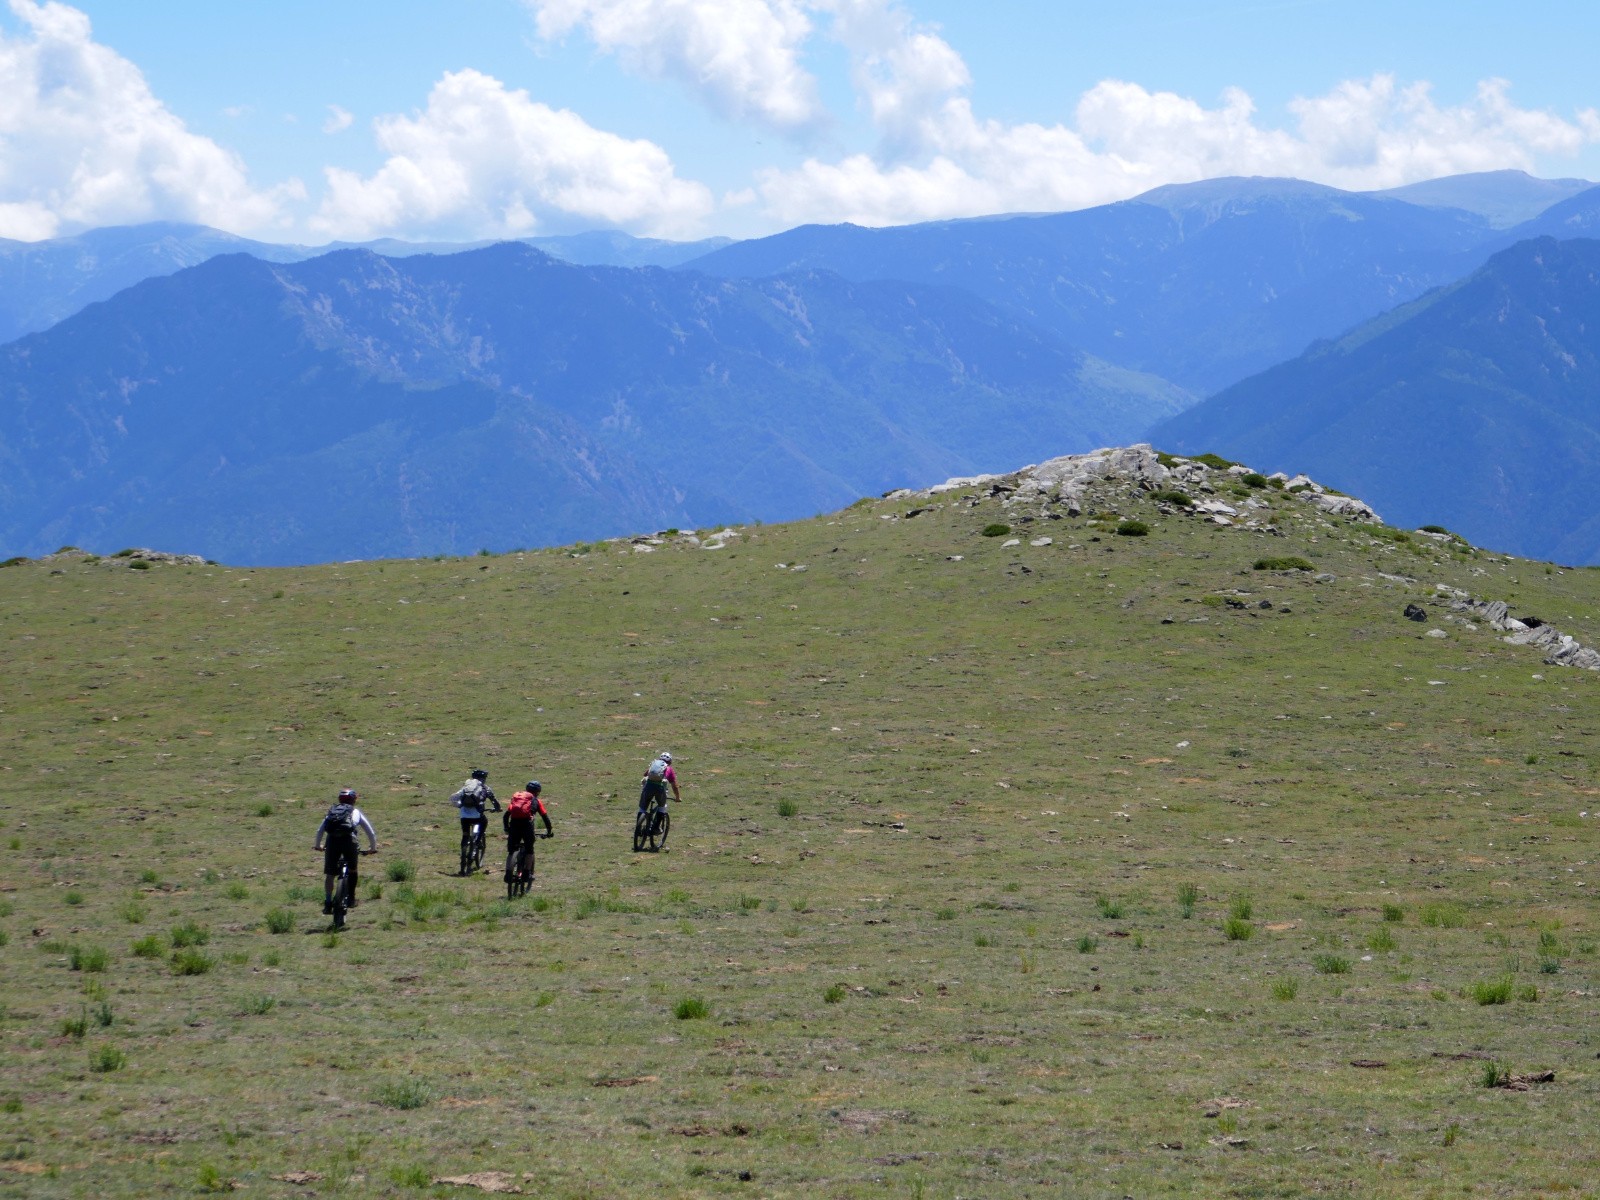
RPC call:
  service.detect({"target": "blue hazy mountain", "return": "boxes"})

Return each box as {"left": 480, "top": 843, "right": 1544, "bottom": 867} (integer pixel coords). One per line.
{"left": 0, "top": 244, "right": 1186, "bottom": 565}
{"left": 1372, "top": 169, "right": 1593, "bottom": 228}
{"left": 684, "top": 177, "right": 1502, "bottom": 394}
{"left": 0, "top": 224, "right": 735, "bottom": 346}
{"left": 1150, "top": 237, "right": 1600, "bottom": 564}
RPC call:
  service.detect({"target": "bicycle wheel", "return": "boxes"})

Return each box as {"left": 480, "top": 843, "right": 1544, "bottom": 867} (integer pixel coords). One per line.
{"left": 525, "top": 837, "right": 536, "bottom": 886}
{"left": 632, "top": 809, "right": 650, "bottom": 853}
{"left": 460, "top": 831, "right": 472, "bottom": 876}
{"left": 469, "top": 828, "right": 485, "bottom": 874}
{"left": 655, "top": 809, "right": 671, "bottom": 850}
{"left": 332, "top": 865, "right": 349, "bottom": 929}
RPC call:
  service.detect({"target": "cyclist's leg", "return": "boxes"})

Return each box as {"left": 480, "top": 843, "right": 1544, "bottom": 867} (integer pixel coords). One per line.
{"left": 322, "top": 842, "right": 343, "bottom": 912}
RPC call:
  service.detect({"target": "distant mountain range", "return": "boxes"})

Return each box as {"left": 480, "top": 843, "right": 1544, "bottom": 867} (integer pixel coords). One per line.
{"left": 1153, "top": 236, "right": 1600, "bottom": 564}
{"left": 684, "top": 173, "right": 1600, "bottom": 395}
{"left": 0, "top": 245, "right": 1184, "bottom": 565}
{"left": 0, "top": 224, "right": 732, "bottom": 346}
{"left": 6, "top": 169, "right": 1600, "bottom": 565}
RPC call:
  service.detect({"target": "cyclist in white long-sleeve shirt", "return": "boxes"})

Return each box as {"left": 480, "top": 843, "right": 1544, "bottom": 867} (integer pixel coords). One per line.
{"left": 313, "top": 788, "right": 378, "bottom": 913}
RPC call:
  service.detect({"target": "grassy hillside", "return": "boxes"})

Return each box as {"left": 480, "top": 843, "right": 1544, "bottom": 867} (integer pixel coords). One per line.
{"left": 2, "top": 462, "right": 1599, "bottom": 1198}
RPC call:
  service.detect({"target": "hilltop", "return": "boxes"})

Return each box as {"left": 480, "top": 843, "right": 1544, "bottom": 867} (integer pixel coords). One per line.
{"left": 3, "top": 444, "right": 1598, "bottom": 1197}
{"left": 1154, "top": 236, "right": 1600, "bottom": 565}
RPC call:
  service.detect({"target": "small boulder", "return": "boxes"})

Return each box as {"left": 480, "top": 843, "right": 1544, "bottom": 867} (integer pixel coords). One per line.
{"left": 1403, "top": 603, "right": 1427, "bottom": 622}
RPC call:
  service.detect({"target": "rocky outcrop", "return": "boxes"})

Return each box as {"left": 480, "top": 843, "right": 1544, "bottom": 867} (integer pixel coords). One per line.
{"left": 908, "top": 443, "right": 1382, "bottom": 525}
{"left": 1436, "top": 585, "right": 1600, "bottom": 671}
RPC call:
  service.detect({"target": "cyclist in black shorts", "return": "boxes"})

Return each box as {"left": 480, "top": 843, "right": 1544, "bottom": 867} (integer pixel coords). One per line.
{"left": 503, "top": 781, "right": 553, "bottom": 880}
{"left": 313, "top": 788, "right": 378, "bottom": 913}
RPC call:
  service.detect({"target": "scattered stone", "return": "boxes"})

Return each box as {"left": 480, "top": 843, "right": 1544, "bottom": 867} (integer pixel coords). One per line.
{"left": 433, "top": 1172, "right": 523, "bottom": 1193}
{"left": 1001, "top": 538, "right": 1021, "bottom": 547}
{"left": 272, "top": 1173, "right": 323, "bottom": 1184}
{"left": 1403, "top": 603, "right": 1428, "bottom": 621}
{"left": 1426, "top": 629, "right": 1448, "bottom": 639}
{"left": 1350, "top": 1060, "right": 1388, "bottom": 1069}
{"left": 1029, "top": 536, "right": 1052, "bottom": 547}
{"left": 1491, "top": 1070, "right": 1556, "bottom": 1091}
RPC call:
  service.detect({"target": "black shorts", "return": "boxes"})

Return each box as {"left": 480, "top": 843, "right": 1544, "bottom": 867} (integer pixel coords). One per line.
{"left": 323, "top": 837, "right": 358, "bottom": 876}
{"left": 640, "top": 778, "right": 668, "bottom": 809}
{"left": 506, "top": 819, "right": 536, "bottom": 855}
{"left": 460, "top": 815, "right": 484, "bottom": 841}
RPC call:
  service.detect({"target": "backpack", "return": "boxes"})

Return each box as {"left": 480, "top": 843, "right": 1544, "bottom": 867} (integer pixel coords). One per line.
{"left": 507, "top": 791, "right": 535, "bottom": 820}
{"left": 459, "top": 779, "right": 486, "bottom": 806}
{"left": 646, "top": 758, "right": 668, "bottom": 782}
{"left": 325, "top": 802, "right": 357, "bottom": 834}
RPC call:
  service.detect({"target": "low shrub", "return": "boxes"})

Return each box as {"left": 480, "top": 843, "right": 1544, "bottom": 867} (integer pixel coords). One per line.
{"left": 1254, "top": 556, "right": 1315, "bottom": 571}
{"left": 1313, "top": 954, "right": 1351, "bottom": 975}
{"left": 1223, "top": 918, "right": 1254, "bottom": 941}
{"left": 823, "top": 984, "right": 846, "bottom": 1004}
{"left": 1228, "top": 894, "right": 1253, "bottom": 921}
{"left": 1270, "top": 978, "right": 1299, "bottom": 1001}
{"left": 127, "top": 560, "right": 151, "bottom": 570}
{"left": 1152, "top": 489, "right": 1193, "bottom": 507}
{"left": 1241, "top": 472, "right": 1269, "bottom": 488}
{"left": 170, "top": 922, "right": 209, "bottom": 948}
{"left": 374, "top": 1079, "right": 432, "bottom": 1110}
{"left": 1076, "top": 935, "right": 1098, "bottom": 954}
{"left": 1176, "top": 883, "right": 1198, "bottom": 918}
{"left": 980, "top": 523, "right": 1012, "bottom": 538}
{"left": 1189, "top": 453, "right": 1238, "bottom": 470}
{"left": 1366, "top": 927, "right": 1398, "bottom": 953}
{"left": 776, "top": 798, "right": 799, "bottom": 818}
{"left": 69, "top": 945, "right": 109, "bottom": 973}
{"left": 1095, "top": 896, "right": 1124, "bottom": 919}
{"left": 1471, "top": 976, "right": 1513, "bottom": 1006}
{"left": 1420, "top": 902, "right": 1467, "bottom": 928}
{"left": 242, "top": 994, "right": 277, "bottom": 1016}
{"left": 386, "top": 859, "right": 415, "bottom": 883}
{"left": 1382, "top": 904, "right": 1405, "bottom": 923}
{"left": 131, "top": 935, "right": 164, "bottom": 958}
{"left": 89, "top": 1044, "right": 126, "bottom": 1073}
{"left": 1115, "top": 519, "right": 1149, "bottom": 537}
{"left": 171, "top": 949, "right": 214, "bottom": 976}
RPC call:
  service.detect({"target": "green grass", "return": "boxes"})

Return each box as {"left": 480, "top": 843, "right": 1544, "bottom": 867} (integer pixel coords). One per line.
{"left": 673, "top": 996, "right": 710, "bottom": 1020}
{"left": 1472, "top": 976, "right": 1515, "bottom": 1005}
{"left": 3, "top": 468, "right": 1600, "bottom": 1196}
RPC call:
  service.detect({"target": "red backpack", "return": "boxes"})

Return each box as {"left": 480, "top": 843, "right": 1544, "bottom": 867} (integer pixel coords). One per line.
{"left": 507, "top": 791, "right": 535, "bottom": 820}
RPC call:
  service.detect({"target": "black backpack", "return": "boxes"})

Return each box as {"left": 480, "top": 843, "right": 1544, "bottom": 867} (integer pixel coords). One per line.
{"left": 325, "top": 802, "right": 358, "bottom": 835}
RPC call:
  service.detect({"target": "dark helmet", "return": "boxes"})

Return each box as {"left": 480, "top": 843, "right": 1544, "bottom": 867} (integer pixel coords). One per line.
{"left": 526, "top": 781, "right": 541, "bottom": 793}
{"left": 337, "top": 787, "right": 358, "bottom": 801}
{"left": 471, "top": 768, "right": 488, "bottom": 781}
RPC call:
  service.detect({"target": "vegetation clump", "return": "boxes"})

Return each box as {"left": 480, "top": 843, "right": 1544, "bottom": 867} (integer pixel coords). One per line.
{"left": 1152, "top": 489, "right": 1193, "bottom": 507}
{"left": 1241, "top": 472, "right": 1269, "bottom": 489}
{"left": 1254, "top": 556, "right": 1315, "bottom": 572}
{"left": 1115, "top": 520, "right": 1149, "bottom": 537}
{"left": 980, "top": 523, "right": 1012, "bottom": 537}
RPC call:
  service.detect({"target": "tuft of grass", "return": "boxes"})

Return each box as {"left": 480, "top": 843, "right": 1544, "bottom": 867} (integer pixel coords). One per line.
{"left": 980, "top": 523, "right": 1011, "bottom": 537}
{"left": 935, "top": 907, "right": 955, "bottom": 920}
{"left": 1479, "top": 1061, "right": 1509, "bottom": 1088}
{"left": 1115, "top": 519, "right": 1149, "bottom": 537}
{"left": 974, "top": 933, "right": 994, "bottom": 948}
{"left": 131, "top": 934, "right": 164, "bottom": 958}
{"left": 119, "top": 900, "right": 147, "bottom": 924}
{"left": 254, "top": 803, "right": 273, "bottom": 818}
{"left": 1076, "top": 935, "right": 1098, "bottom": 954}
{"left": 1270, "top": 978, "right": 1299, "bottom": 1001}
{"left": 64, "top": 891, "right": 84, "bottom": 906}
{"left": 1367, "top": 927, "right": 1398, "bottom": 953}
{"left": 1420, "top": 902, "right": 1467, "bottom": 929}
{"left": 674, "top": 996, "right": 710, "bottom": 1020}
{"left": 1382, "top": 904, "right": 1405, "bottom": 923}
{"left": 374, "top": 1079, "right": 433, "bottom": 1110}
{"left": 1471, "top": 976, "right": 1514, "bottom": 1006}
{"left": 776, "top": 797, "right": 799, "bottom": 818}
{"left": 1176, "top": 883, "right": 1199, "bottom": 918}
{"left": 89, "top": 1044, "right": 126, "bottom": 1073}
{"left": 1254, "top": 556, "right": 1316, "bottom": 572}
{"left": 1313, "top": 954, "right": 1351, "bottom": 975}
{"left": 386, "top": 859, "right": 415, "bottom": 883}
{"left": 264, "top": 908, "right": 294, "bottom": 934}
{"left": 823, "top": 984, "right": 846, "bottom": 1004}
{"left": 1517, "top": 983, "right": 1539, "bottom": 1003}
{"left": 60, "top": 1011, "right": 88, "bottom": 1039}
{"left": 1095, "top": 896, "right": 1124, "bottom": 919}
{"left": 93, "top": 1001, "right": 113, "bottom": 1027}
{"left": 223, "top": 881, "right": 248, "bottom": 901}
{"left": 1228, "top": 894, "right": 1253, "bottom": 921}
{"left": 739, "top": 895, "right": 762, "bottom": 911}
{"left": 390, "top": 1165, "right": 432, "bottom": 1188}
{"left": 242, "top": 994, "right": 277, "bottom": 1016}
{"left": 69, "top": 945, "right": 109, "bottom": 973}
{"left": 171, "top": 949, "right": 214, "bottom": 976}
{"left": 1223, "top": 918, "right": 1254, "bottom": 941}
{"left": 1152, "top": 489, "right": 1193, "bottom": 507}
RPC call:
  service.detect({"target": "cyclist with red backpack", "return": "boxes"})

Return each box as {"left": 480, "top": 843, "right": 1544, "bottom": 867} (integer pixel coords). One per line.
{"left": 503, "top": 780, "right": 553, "bottom": 883}
{"left": 313, "top": 788, "right": 377, "bottom": 914}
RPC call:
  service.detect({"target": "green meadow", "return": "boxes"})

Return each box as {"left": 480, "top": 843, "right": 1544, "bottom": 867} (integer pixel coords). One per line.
{"left": 2, "top": 471, "right": 1598, "bottom": 1198}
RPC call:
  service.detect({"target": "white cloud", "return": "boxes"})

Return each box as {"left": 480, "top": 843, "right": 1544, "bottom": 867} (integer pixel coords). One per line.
{"left": 322, "top": 104, "right": 354, "bottom": 135}
{"left": 754, "top": 0, "right": 1600, "bottom": 227}
{"left": 0, "top": 0, "right": 300, "bottom": 240}
{"left": 310, "top": 68, "right": 715, "bottom": 241}
{"left": 527, "top": 0, "right": 822, "bottom": 133}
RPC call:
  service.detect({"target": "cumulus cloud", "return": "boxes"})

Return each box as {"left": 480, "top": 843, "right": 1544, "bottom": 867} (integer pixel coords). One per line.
{"left": 528, "top": 0, "right": 822, "bottom": 132}
{"left": 0, "top": 0, "right": 300, "bottom": 240}
{"left": 754, "top": 0, "right": 1600, "bottom": 227}
{"left": 310, "top": 68, "right": 715, "bottom": 240}
{"left": 322, "top": 104, "right": 354, "bottom": 135}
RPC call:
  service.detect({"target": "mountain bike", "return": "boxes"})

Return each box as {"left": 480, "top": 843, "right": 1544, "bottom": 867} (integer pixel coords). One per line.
{"left": 460, "top": 819, "right": 488, "bottom": 876}
{"left": 505, "top": 832, "right": 549, "bottom": 899}
{"left": 632, "top": 798, "right": 670, "bottom": 853}
{"left": 329, "top": 849, "right": 375, "bottom": 930}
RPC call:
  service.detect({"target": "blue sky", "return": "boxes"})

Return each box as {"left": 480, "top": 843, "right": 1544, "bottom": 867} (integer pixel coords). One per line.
{"left": 4, "top": 0, "right": 1600, "bottom": 244}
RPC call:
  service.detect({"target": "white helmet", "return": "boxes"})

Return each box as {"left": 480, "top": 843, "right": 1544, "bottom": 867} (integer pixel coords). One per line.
{"left": 659, "top": 752, "right": 672, "bottom": 763}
